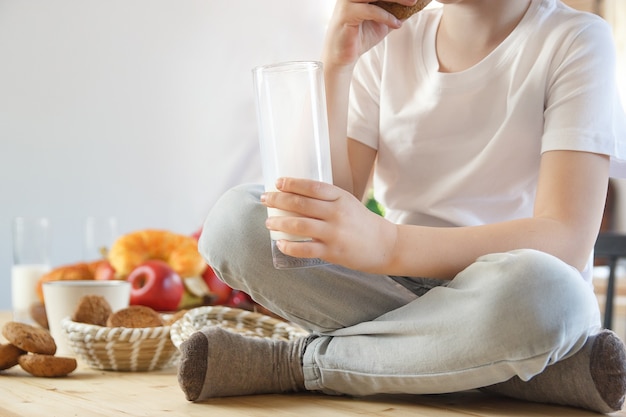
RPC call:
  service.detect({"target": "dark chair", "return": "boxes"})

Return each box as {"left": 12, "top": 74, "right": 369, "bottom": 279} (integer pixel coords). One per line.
{"left": 594, "top": 232, "right": 626, "bottom": 329}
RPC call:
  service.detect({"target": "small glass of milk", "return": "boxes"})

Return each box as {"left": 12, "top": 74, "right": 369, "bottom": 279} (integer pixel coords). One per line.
{"left": 11, "top": 216, "right": 51, "bottom": 324}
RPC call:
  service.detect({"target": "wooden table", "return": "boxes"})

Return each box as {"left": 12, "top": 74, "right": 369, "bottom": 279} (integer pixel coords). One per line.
{"left": 1, "top": 311, "right": 624, "bottom": 417}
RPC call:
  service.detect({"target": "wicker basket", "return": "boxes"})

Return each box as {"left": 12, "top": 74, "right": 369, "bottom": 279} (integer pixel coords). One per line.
{"left": 169, "top": 306, "right": 309, "bottom": 349}
{"left": 61, "top": 316, "right": 180, "bottom": 372}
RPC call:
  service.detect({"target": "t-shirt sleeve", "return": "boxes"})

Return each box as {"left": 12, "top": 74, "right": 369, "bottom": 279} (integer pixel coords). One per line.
{"left": 541, "top": 17, "right": 626, "bottom": 177}
{"left": 347, "top": 45, "right": 383, "bottom": 150}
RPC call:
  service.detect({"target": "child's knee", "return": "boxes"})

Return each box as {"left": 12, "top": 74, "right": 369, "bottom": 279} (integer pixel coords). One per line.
{"left": 459, "top": 249, "right": 600, "bottom": 351}
{"left": 198, "top": 184, "right": 269, "bottom": 286}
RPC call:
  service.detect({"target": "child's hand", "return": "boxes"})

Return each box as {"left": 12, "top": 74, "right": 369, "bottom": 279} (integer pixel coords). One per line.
{"left": 322, "top": 0, "right": 414, "bottom": 68}
{"left": 261, "top": 177, "right": 397, "bottom": 273}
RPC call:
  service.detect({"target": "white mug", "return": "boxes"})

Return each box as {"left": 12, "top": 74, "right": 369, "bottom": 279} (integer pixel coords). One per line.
{"left": 42, "top": 280, "right": 131, "bottom": 357}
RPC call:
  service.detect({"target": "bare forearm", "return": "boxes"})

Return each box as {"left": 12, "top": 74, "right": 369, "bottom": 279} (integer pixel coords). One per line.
{"left": 321, "top": 0, "right": 401, "bottom": 196}
{"left": 324, "top": 62, "right": 356, "bottom": 193}
{"left": 384, "top": 217, "right": 594, "bottom": 279}
{"left": 263, "top": 152, "right": 606, "bottom": 277}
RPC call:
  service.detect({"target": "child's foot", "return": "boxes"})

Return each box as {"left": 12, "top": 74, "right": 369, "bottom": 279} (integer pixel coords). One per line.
{"left": 177, "top": 327, "right": 308, "bottom": 401}
{"left": 483, "top": 329, "right": 626, "bottom": 413}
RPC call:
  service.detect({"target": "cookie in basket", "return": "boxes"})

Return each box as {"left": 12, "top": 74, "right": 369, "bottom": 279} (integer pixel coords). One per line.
{"left": 106, "top": 305, "right": 164, "bottom": 328}
{"left": 72, "top": 294, "right": 112, "bottom": 326}
{"left": 165, "top": 309, "right": 188, "bottom": 326}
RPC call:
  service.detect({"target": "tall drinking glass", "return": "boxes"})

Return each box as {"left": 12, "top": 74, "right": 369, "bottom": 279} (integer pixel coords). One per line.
{"left": 12, "top": 216, "right": 51, "bottom": 324}
{"left": 83, "top": 216, "right": 118, "bottom": 261}
{"left": 253, "top": 61, "right": 333, "bottom": 269}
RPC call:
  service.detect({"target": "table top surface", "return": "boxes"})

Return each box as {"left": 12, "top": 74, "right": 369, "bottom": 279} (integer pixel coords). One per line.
{"left": 1, "top": 311, "right": 623, "bottom": 417}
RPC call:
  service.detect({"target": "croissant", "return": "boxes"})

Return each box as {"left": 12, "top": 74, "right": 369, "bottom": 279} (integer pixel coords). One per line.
{"left": 36, "top": 260, "right": 105, "bottom": 303}
{"left": 107, "top": 229, "right": 206, "bottom": 279}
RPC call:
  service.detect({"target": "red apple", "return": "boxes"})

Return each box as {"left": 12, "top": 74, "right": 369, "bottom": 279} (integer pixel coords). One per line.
{"left": 191, "top": 228, "right": 234, "bottom": 305}
{"left": 191, "top": 227, "right": 202, "bottom": 241}
{"left": 127, "top": 260, "right": 184, "bottom": 311}
{"left": 94, "top": 260, "right": 117, "bottom": 280}
{"left": 202, "top": 265, "right": 233, "bottom": 305}
{"left": 226, "top": 290, "right": 255, "bottom": 311}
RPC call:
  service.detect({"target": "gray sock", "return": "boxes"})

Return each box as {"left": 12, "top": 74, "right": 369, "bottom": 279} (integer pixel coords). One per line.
{"left": 177, "top": 327, "right": 309, "bottom": 401}
{"left": 482, "top": 329, "right": 626, "bottom": 414}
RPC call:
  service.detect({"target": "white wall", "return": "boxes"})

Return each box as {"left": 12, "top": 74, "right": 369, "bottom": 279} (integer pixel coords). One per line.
{"left": 0, "top": 0, "right": 334, "bottom": 310}
{"left": 2, "top": 1, "right": 624, "bottom": 313}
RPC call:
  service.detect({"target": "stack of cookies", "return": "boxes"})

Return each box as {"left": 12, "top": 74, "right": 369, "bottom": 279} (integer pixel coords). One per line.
{"left": 1, "top": 296, "right": 187, "bottom": 376}
{"left": 0, "top": 322, "right": 77, "bottom": 377}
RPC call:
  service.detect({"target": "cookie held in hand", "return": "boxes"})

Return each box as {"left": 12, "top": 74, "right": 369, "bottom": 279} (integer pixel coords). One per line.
{"left": 372, "top": 0, "right": 432, "bottom": 20}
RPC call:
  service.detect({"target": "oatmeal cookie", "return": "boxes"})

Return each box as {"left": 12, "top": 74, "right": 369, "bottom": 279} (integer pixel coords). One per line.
{"left": 18, "top": 354, "right": 77, "bottom": 377}
{"left": 372, "top": 0, "right": 431, "bottom": 20}
{"left": 106, "top": 305, "right": 164, "bottom": 328}
{"left": 30, "top": 302, "right": 48, "bottom": 329}
{"left": 72, "top": 294, "right": 112, "bottom": 326}
{"left": 2, "top": 322, "right": 56, "bottom": 355}
{"left": 164, "top": 309, "right": 188, "bottom": 326}
{"left": 0, "top": 343, "right": 26, "bottom": 370}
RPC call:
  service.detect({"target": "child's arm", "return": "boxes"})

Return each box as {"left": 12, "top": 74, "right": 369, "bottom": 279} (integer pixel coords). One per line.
{"left": 263, "top": 150, "right": 609, "bottom": 278}
{"left": 322, "top": 0, "right": 409, "bottom": 196}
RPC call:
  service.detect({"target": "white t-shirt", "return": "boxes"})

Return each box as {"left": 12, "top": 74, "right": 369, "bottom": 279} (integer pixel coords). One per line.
{"left": 348, "top": 0, "right": 626, "bottom": 282}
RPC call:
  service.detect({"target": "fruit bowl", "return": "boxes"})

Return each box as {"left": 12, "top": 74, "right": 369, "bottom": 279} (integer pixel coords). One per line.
{"left": 169, "top": 306, "right": 309, "bottom": 349}
{"left": 61, "top": 316, "right": 180, "bottom": 372}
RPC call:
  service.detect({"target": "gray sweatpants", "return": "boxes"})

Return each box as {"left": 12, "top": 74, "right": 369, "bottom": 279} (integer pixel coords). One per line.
{"left": 199, "top": 184, "right": 602, "bottom": 396}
